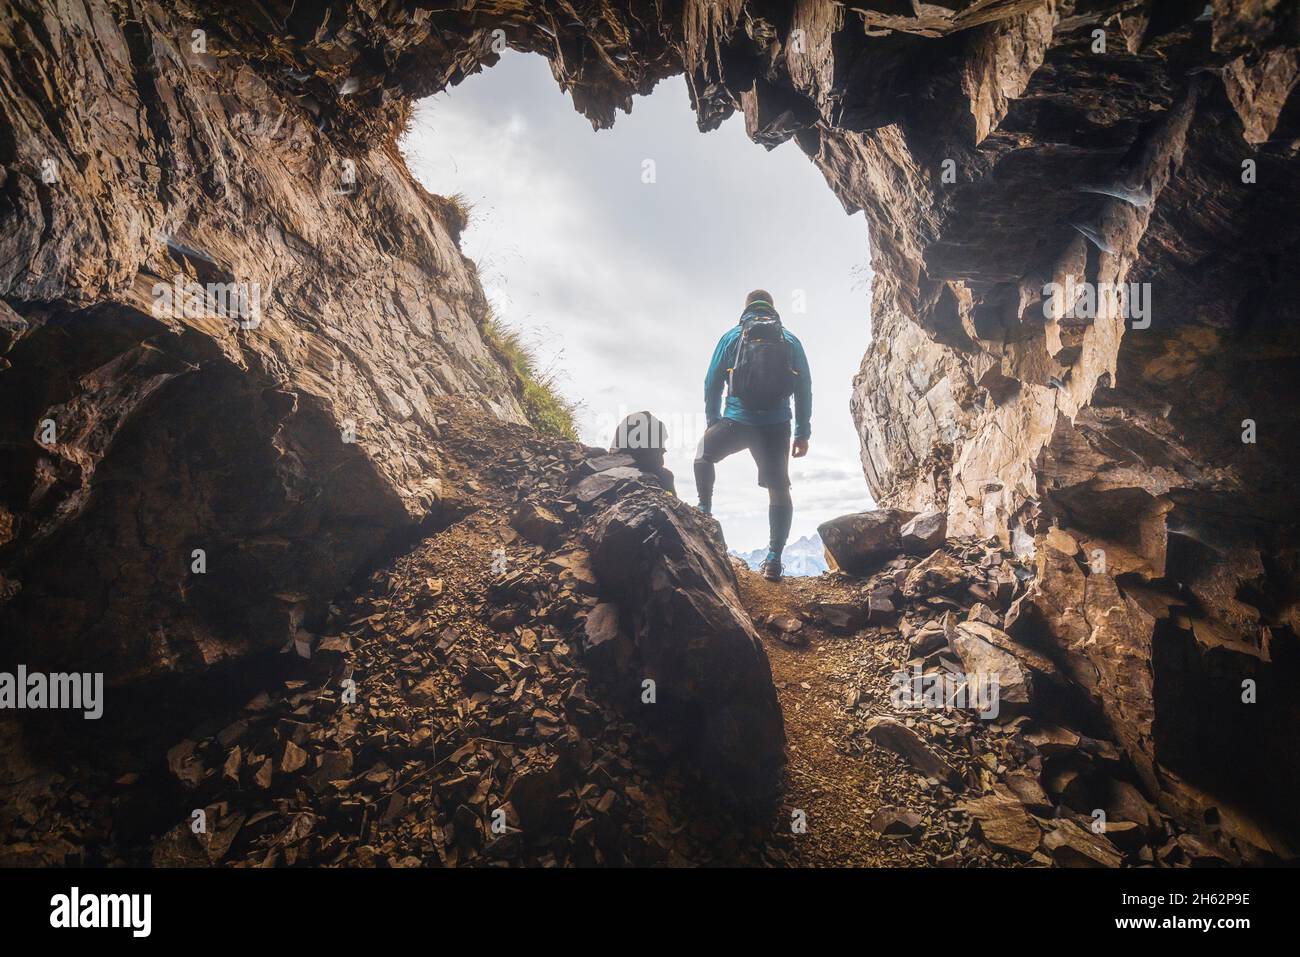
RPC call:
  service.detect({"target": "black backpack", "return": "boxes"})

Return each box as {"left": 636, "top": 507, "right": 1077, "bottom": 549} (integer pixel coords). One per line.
{"left": 728, "top": 315, "right": 796, "bottom": 408}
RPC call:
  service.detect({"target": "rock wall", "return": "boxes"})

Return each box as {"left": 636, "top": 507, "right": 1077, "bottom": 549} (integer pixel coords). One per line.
{"left": 0, "top": 1, "right": 526, "bottom": 681}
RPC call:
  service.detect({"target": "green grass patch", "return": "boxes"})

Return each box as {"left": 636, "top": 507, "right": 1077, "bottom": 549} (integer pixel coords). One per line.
{"left": 482, "top": 315, "right": 578, "bottom": 441}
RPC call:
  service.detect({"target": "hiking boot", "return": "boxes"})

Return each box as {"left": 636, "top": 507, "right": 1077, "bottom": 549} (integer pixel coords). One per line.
{"left": 760, "top": 557, "right": 783, "bottom": 582}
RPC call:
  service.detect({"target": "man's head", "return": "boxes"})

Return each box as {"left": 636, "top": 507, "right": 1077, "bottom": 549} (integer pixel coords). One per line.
{"left": 744, "top": 289, "right": 773, "bottom": 309}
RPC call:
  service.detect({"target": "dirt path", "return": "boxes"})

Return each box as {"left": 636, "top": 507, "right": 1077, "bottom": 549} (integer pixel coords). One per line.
{"left": 737, "top": 569, "right": 982, "bottom": 867}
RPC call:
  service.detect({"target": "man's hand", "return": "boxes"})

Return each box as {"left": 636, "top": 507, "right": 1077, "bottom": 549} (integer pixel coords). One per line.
{"left": 792, "top": 438, "right": 809, "bottom": 458}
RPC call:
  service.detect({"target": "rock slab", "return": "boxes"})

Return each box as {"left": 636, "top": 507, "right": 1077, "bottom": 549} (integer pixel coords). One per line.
{"left": 589, "top": 491, "right": 786, "bottom": 805}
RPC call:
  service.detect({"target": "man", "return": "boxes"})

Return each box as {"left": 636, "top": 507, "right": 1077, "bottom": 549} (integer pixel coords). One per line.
{"left": 696, "top": 289, "right": 811, "bottom": 581}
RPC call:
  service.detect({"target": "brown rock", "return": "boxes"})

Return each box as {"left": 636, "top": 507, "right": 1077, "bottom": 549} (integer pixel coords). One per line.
{"left": 1003, "top": 770, "right": 1053, "bottom": 814}
{"left": 902, "top": 550, "right": 966, "bottom": 599}
{"left": 166, "top": 740, "right": 206, "bottom": 790}
{"left": 1041, "top": 819, "right": 1124, "bottom": 868}
{"left": 960, "top": 784, "right": 1042, "bottom": 855}
{"left": 806, "top": 601, "right": 865, "bottom": 633}
{"left": 279, "top": 740, "right": 309, "bottom": 775}
{"left": 948, "top": 619, "right": 1059, "bottom": 715}
{"left": 900, "top": 511, "right": 947, "bottom": 554}
{"left": 1007, "top": 546, "right": 1157, "bottom": 793}
{"left": 252, "top": 758, "right": 274, "bottom": 790}
{"left": 590, "top": 490, "right": 786, "bottom": 805}
{"left": 306, "top": 750, "right": 353, "bottom": 793}
{"left": 1104, "top": 779, "right": 1160, "bottom": 832}
{"left": 509, "top": 502, "right": 566, "bottom": 547}
{"left": 909, "top": 620, "right": 949, "bottom": 657}
{"left": 574, "top": 467, "right": 648, "bottom": 506}
{"left": 505, "top": 754, "right": 566, "bottom": 831}
{"left": 817, "top": 509, "right": 915, "bottom": 575}
{"left": 870, "top": 806, "right": 924, "bottom": 836}
{"left": 222, "top": 747, "right": 242, "bottom": 786}
{"left": 864, "top": 716, "right": 961, "bottom": 788}
{"left": 867, "top": 594, "right": 898, "bottom": 623}
{"left": 582, "top": 602, "right": 633, "bottom": 671}
{"left": 578, "top": 453, "right": 637, "bottom": 475}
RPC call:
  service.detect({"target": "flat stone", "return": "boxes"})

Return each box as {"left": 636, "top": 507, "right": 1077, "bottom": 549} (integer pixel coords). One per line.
{"left": 960, "top": 784, "right": 1042, "bottom": 855}
{"left": 902, "top": 550, "right": 966, "bottom": 598}
{"left": 900, "top": 510, "right": 947, "bottom": 554}
{"left": 865, "top": 716, "right": 961, "bottom": 788}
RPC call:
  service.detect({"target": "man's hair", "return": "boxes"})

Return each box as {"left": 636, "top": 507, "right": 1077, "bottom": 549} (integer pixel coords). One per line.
{"left": 745, "top": 289, "right": 773, "bottom": 308}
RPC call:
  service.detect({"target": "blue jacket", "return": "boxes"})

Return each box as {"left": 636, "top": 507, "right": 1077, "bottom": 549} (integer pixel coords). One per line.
{"left": 704, "top": 303, "right": 812, "bottom": 439}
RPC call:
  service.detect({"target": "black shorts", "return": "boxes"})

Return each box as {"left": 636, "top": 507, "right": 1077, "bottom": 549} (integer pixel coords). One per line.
{"left": 694, "top": 418, "right": 791, "bottom": 489}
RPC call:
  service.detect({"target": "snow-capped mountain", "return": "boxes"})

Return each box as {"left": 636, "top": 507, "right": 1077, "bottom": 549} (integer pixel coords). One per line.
{"left": 731, "top": 532, "right": 828, "bottom": 577}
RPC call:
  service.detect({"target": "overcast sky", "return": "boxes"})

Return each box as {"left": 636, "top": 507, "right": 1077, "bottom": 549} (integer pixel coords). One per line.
{"left": 401, "top": 52, "right": 875, "bottom": 552}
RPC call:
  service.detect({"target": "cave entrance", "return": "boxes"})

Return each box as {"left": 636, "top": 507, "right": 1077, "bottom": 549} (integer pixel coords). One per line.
{"left": 399, "top": 52, "right": 874, "bottom": 570}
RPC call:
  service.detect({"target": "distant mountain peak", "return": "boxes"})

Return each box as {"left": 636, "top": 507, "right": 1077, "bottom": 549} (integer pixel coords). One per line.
{"left": 729, "top": 531, "right": 827, "bottom": 577}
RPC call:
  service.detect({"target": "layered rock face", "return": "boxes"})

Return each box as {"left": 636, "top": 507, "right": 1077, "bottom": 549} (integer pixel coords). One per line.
{"left": 1, "top": 1, "right": 526, "bottom": 681}
{"left": 3, "top": 0, "right": 1298, "bottom": 849}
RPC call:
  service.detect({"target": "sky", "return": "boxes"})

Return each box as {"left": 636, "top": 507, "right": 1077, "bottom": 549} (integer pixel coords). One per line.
{"left": 400, "top": 52, "right": 876, "bottom": 552}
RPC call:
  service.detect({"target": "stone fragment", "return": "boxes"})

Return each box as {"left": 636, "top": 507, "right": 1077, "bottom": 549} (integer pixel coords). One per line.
{"left": 870, "top": 806, "right": 924, "bottom": 836}
{"left": 947, "top": 619, "right": 1058, "bottom": 715}
{"left": 864, "top": 716, "right": 961, "bottom": 788}
{"left": 573, "top": 467, "right": 646, "bottom": 506}
{"left": 1041, "top": 819, "right": 1124, "bottom": 868}
{"left": 166, "top": 740, "right": 206, "bottom": 790}
{"left": 578, "top": 453, "right": 636, "bottom": 474}
{"left": 909, "top": 620, "right": 949, "bottom": 658}
{"left": 505, "top": 754, "right": 565, "bottom": 831}
{"left": 900, "top": 510, "right": 947, "bottom": 554}
{"left": 902, "top": 550, "right": 966, "bottom": 598}
{"left": 867, "top": 594, "right": 898, "bottom": 623}
{"left": 806, "top": 601, "right": 866, "bottom": 632}
{"left": 510, "top": 502, "right": 566, "bottom": 546}
{"left": 582, "top": 602, "right": 633, "bottom": 671}
{"left": 279, "top": 740, "right": 309, "bottom": 774}
{"left": 1002, "top": 770, "right": 1053, "bottom": 814}
{"left": 959, "top": 784, "right": 1042, "bottom": 855}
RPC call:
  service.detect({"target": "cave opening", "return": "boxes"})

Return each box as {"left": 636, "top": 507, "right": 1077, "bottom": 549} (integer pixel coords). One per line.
{"left": 398, "top": 51, "right": 877, "bottom": 564}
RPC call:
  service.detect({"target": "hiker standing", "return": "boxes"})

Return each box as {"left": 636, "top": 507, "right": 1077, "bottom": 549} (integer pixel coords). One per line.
{"left": 696, "top": 289, "right": 812, "bottom": 581}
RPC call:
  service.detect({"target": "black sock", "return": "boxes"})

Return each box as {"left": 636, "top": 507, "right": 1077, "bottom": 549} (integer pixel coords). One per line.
{"left": 693, "top": 459, "right": 715, "bottom": 511}
{"left": 769, "top": 502, "right": 793, "bottom": 556}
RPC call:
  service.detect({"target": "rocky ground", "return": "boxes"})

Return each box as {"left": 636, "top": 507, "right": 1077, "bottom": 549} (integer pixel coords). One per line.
{"left": 3, "top": 402, "right": 1280, "bottom": 868}
{"left": 748, "top": 552, "right": 1175, "bottom": 868}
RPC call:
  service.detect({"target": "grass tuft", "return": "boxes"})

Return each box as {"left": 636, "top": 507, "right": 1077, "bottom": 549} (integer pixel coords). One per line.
{"left": 434, "top": 191, "right": 471, "bottom": 241}
{"left": 481, "top": 313, "right": 578, "bottom": 441}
